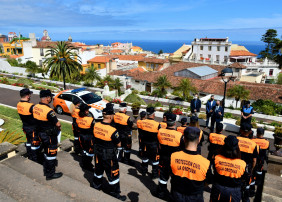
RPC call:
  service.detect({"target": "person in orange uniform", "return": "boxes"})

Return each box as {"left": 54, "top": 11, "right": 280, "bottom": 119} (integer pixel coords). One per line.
{"left": 156, "top": 113, "right": 183, "bottom": 199}
{"left": 160, "top": 112, "right": 168, "bottom": 129}
{"left": 92, "top": 104, "right": 126, "bottom": 201}
{"left": 207, "top": 123, "right": 226, "bottom": 163}
{"left": 137, "top": 111, "right": 147, "bottom": 158}
{"left": 170, "top": 127, "right": 211, "bottom": 202}
{"left": 210, "top": 135, "right": 247, "bottom": 202}
{"left": 252, "top": 128, "right": 269, "bottom": 185}
{"left": 177, "top": 117, "right": 188, "bottom": 134}
{"left": 70, "top": 97, "right": 81, "bottom": 154}
{"left": 140, "top": 107, "right": 161, "bottom": 178}
{"left": 237, "top": 123, "right": 258, "bottom": 202}
{"left": 189, "top": 115, "right": 204, "bottom": 154}
{"left": 33, "top": 90, "right": 62, "bottom": 180}
{"left": 114, "top": 103, "right": 134, "bottom": 164}
{"left": 17, "top": 88, "right": 38, "bottom": 161}
{"left": 76, "top": 104, "right": 95, "bottom": 170}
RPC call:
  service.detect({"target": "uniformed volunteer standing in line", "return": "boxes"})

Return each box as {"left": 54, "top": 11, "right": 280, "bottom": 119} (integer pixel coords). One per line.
{"left": 92, "top": 104, "right": 126, "bottom": 201}
{"left": 189, "top": 115, "right": 204, "bottom": 154}
{"left": 76, "top": 103, "right": 95, "bottom": 171}
{"left": 160, "top": 112, "right": 168, "bottom": 129}
{"left": 252, "top": 128, "right": 269, "bottom": 185}
{"left": 114, "top": 103, "right": 134, "bottom": 165}
{"left": 17, "top": 88, "right": 38, "bottom": 161}
{"left": 170, "top": 127, "right": 211, "bottom": 202}
{"left": 140, "top": 107, "right": 161, "bottom": 179}
{"left": 70, "top": 97, "right": 81, "bottom": 154}
{"left": 237, "top": 123, "right": 258, "bottom": 202}
{"left": 207, "top": 123, "right": 226, "bottom": 163}
{"left": 210, "top": 135, "right": 247, "bottom": 202}
{"left": 156, "top": 113, "right": 183, "bottom": 199}
{"left": 176, "top": 117, "right": 188, "bottom": 134}
{"left": 33, "top": 90, "right": 63, "bottom": 180}
{"left": 137, "top": 111, "right": 147, "bottom": 158}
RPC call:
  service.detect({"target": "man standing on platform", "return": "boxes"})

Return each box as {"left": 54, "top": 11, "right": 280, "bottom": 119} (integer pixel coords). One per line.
{"left": 206, "top": 95, "right": 216, "bottom": 128}
{"left": 190, "top": 93, "right": 201, "bottom": 116}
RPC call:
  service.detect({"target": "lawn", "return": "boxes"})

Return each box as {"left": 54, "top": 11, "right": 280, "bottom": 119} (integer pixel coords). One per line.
{"left": 0, "top": 105, "right": 73, "bottom": 143}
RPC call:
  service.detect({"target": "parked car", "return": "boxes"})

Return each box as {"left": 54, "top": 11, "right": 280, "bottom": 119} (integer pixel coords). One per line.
{"left": 53, "top": 88, "right": 107, "bottom": 120}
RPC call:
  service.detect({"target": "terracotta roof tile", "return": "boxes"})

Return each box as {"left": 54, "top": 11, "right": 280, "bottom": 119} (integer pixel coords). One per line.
{"left": 110, "top": 49, "right": 123, "bottom": 53}
{"left": 230, "top": 50, "right": 257, "bottom": 57}
{"left": 141, "top": 57, "right": 169, "bottom": 64}
{"left": 110, "top": 61, "right": 282, "bottom": 103}
{"left": 87, "top": 56, "right": 116, "bottom": 63}
{"left": 229, "top": 62, "right": 247, "bottom": 69}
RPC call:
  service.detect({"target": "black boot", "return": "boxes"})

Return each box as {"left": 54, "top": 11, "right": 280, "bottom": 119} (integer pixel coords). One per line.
{"left": 156, "top": 183, "right": 169, "bottom": 199}
{"left": 45, "top": 159, "right": 62, "bottom": 180}
{"left": 26, "top": 144, "right": 32, "bottom": 160}
{"left": 141, "top": 160, "right": 148, "bottom": 176}
{"left": 74, "top": 139, "right": 81, "bottom": 155}
{"left": 82, "top": 156, "right": 94, "bottom": 171}
{"left": 151, "top": 164, "right": 159, "bottom": 179}
{"left": 109, "top": 182, "right": 127, "bottom": 201}
{"left": 123, "top": 151, "right": 134, "bottom": 166}
{"left": 92, "top": 174, "right": 102, "bottom": 191}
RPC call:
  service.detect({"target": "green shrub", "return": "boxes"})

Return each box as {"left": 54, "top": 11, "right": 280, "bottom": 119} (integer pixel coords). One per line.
{"left": 252, "top": 99, "right": 282, "bottom": 115}
{"left": 17, "top": 78, "right": 33, "bottom": 86}
{"left": 140, "top": 91, "right": 150, "bottom": 96}
{"left": 274, "top": 126, "right": 282, "bottom": 137}
{"left": 103, "top": 96, "right": 112, "bottom": 102}
{"left": 224, "top": 112, "right": 233, "bottom": 119}
{"left": 154, "top": 101, "right": 163, "bottom": 107}
{"left": 124, "top": 93, "right": 146, "bottom": 105}
{"left": 83, "top": 82, "right": 94, "bottom": 87}
{"left": 270, "top": 122, "right": 282, "bottom": 127}
{"left": 42, "top": 81, "right": 47, "bottom": 85}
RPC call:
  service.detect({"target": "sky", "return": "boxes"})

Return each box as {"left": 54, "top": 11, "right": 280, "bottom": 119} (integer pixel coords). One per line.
{"left": 0, "top": 0, "right": 282, "bottom": 41}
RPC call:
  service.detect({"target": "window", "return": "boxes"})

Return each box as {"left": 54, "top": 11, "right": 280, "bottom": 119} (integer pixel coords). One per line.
{"left": 216, "top": 55, "right": 220, "bottom": 61}
{"left": 39, "top": 60, "right": 42, "bottom": 67}
{"left": 98, "top": 64, "right": 101, "bottom": 69}
{"left": 135, "top": 80, "right": 139, "bottom": 83}
{"left": 156, "top": 64, "right": 159, "bottom": 69}
{"left": 235, "top": 69, "right": 240, "bottom": 72}
{"left": 151, "top": 63, "right": 154, "bottom": 69}
{"left": 61, "top": 94, "right": 74, "bottom": 102}
{"left": 18, "top": 49, "right": 22, "bottom": 54}
{"left": 225, "top": 46, "right": 228, "bottom": 52}
{"left": 81, "top": 93, "right": 102, "bottom": 104}
{"left": 146, "top": 63, "right": 149, "bottom": 68}
{"left": 208, "top": 46, "right": 212, "bottom": 51}
{"left": 269, "top": 69, "right": 274, "bottom": 76}
{"left": 200, "top": 46, "right": 203, "bottom": 50}
{"left": 40, "top": 48, "right": 44, "bottom": 56}
{"left": 7, "top": 48, "right": 10, "bottom": 52}
{"left": 224, "top": 56, "right": 228, "bottom": 62}
{"left": 208, "top": 54, "right": 211, "bottom": 59}
{"left": 217, "top": 46, "right": 220, "bottom": 51}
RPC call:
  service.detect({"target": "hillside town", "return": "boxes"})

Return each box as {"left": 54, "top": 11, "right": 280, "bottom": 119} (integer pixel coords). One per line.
{"left": 0, "top": 29, "right": 282, "bottom": 202}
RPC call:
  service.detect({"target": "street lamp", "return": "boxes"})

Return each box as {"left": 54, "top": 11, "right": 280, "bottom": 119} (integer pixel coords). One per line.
{"left": 219, "top": 67, "right": 234, "bottom": 113}
{"left": 59, "top": 57, "right": 66, "bottom": 90}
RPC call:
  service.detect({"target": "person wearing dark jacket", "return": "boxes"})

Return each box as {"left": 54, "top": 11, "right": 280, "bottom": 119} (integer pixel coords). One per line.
{"left": 206, "top": 95, "right": 216, "bottom": 128}
{"left": 210, "top": 100, "right": 224, "bottom": 133}
{"left": 191, "top": 93, "right": 201, "bottom": 116}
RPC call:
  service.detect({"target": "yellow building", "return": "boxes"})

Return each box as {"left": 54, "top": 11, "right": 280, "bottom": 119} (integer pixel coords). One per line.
{"left": 0, "top": 37, "right": 29, "bottom": 56}
{"left": 131, "top": 46, "right": 143, "bottom": 53}
{"left": 169, "top": 44, "right": 191, "bottom": 62}
{"left": 138, "top": 58, "right": 170, "bottom": 71}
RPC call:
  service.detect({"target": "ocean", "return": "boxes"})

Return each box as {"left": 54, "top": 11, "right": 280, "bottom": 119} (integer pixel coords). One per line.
{"left": 79, "top": 40, "right": 265, "bottom": 56}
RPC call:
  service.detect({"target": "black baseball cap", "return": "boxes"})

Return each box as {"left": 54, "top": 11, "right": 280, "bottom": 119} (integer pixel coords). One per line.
{"left": 166, "top": 113, "right": 176, "bottom": 122}
{"left": 106, "top": 103, "right": 114, "bottom": 108}
{"left": 216, "top": 123, "right": 224, "bottom": 133}
{"left": 180, "top": 117, "right": 188, "bottom": 123}
{"left": 140, "top": 111, "right": 146, "bottom": 118}
{"left": 119, "top": 103, "right": 127, "bottom": 107}
{"left": 39, "top": 89, "right": 54, "bottom": 98}
{"left": 257, "top": 128, "right": 265, "bottom": 135}
{"left": 103, "top": 105, "right": 115, "bottom": 115}
{"left": 146, "top": 107, "right": 155, "bottom": 115}
{"left": 80, "top": 103, "right": 91, "bottom": 112}
{"left": 190, "top": 115, "right": 198, "bottom": 123}
{"left": 224, "top": 135, "right": 239, "bottom": 150}
{"left": 163, "top": 111, "right": 169, "bottom": 118}
{"left": 20, "top": 88, "right": 33, "bottom": 97}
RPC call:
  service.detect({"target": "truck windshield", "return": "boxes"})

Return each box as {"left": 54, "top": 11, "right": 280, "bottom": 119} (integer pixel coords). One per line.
{"left": 80, "top": 93, "right": 102, "bottom": 104}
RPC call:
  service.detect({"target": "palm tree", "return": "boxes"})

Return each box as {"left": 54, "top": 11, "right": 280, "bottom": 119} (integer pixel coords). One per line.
{"left": 84, "top": 66, "right": 101, "bottom": 86}
{"left": 153, "top": 75, "right": 171, "bottom": 97}
{"left": 44, "top": 41, "right": 82, "bottom": 90}
{"left": 110, "top": 78, "right": 123, "bottom": 95}
{"left": 174, "top": 78, "right": 196, "bottom": 101}
{"left": 96, "top": 75, "right": 114, "bottom": 88}
{"left": 227, "top": 85, "right": 250, "bottom": 108}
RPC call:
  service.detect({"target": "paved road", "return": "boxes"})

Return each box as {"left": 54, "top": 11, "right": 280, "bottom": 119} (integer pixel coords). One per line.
{"left": 0, "top": 87, "right": 276, "bottom": 153}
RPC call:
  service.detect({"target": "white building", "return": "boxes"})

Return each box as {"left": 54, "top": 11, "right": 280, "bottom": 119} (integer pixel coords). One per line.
{"left": 187, "top": 38, "right": 231, "bottom": 64}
